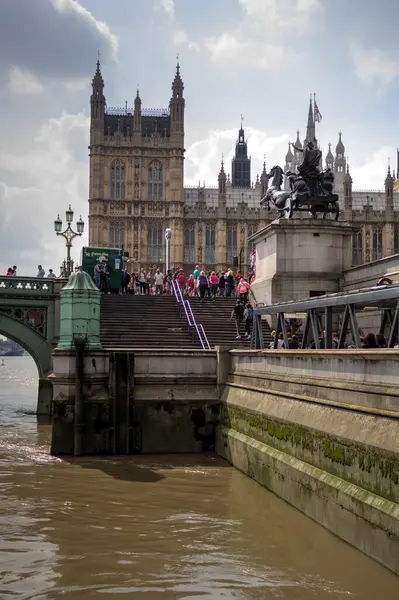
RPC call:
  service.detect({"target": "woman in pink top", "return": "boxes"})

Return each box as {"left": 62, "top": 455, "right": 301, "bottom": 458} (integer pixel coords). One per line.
{"left": 209, "top": 271, "right": 219, "bottom": 299}
{"left": 237, "top": 278, "right": 250, "bottom": 303}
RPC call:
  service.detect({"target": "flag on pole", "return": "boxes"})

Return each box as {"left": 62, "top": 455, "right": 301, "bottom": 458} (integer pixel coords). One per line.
{"left": 314, "top": 95, "right": 322, "bottom": 123}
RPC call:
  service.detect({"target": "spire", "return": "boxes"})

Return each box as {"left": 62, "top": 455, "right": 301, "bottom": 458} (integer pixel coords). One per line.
{"left": 336, "top": 131, "right": 345, "bottom": 156}
{"left": 172, "top": 58, "right": 184, "bottom": 97}
{"left": 285, "top": 142, "right": 293, "bottom": 161}
{"left": 135, "top": 87, "right": 141, "bottom": 104}
{"left": 260, "top": 155, "right": 268, "bottom": 196}
{"left": 218, "top": 155, "right": 226, "bottom": 181}
{"left": 385, "top": 161, "right": 394, "bottom": 211}
{"left": 218, "top": 155, "right": 227, "bottom": 198}
{"left": 305, "top": 95, "right": 315, "bottom": 146}
{"left": 92, "top": 59, "right": 104, "bottom": 92}
{"left": 232, "top": 120, "right": 251, "bottom": 187}
{"left": 344, "top": 162, "right": 352, "bottom": 184}
{"left": 326, "top": 142, "right": 334, "bottom": 169}
{"left": 90, "top": 58, "right": 105, "bottom": 127}
{"left": 295, "top": 130, "right": 302, "bottom": 150}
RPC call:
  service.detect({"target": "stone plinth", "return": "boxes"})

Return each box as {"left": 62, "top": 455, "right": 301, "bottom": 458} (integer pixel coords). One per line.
{"left": 56, "top": 269, "right": 102, "bottom": 351}
{"left": 250, "top": 219, "right": 353, "bottom": 306}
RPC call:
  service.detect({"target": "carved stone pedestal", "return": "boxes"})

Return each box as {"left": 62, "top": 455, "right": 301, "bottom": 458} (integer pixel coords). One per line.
{"left": 250, "top": 219, "right": 353, "bottom": 307}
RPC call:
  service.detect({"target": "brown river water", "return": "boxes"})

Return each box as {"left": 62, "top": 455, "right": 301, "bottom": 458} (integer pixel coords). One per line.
{"left": 0, "top": 355, "right": 398, "bottom": 599}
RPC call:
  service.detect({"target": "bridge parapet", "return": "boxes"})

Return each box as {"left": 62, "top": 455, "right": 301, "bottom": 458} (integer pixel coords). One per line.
{"left": 0, "top": 276, "right": 55, "bottom": 296}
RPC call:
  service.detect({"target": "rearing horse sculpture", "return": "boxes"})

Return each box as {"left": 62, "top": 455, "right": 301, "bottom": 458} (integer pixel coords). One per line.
{"left": 260, "top": 165, "right": 293, "bottom": 219}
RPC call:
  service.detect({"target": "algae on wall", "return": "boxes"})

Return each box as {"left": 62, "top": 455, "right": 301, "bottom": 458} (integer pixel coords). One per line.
{"left": 220, "top": 404, "right": 399, "bottom": 504}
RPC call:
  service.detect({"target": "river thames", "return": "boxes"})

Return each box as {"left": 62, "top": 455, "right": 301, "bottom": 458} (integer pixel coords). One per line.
{"left": 0, "top": 355, "right": 398, "bottom": 599}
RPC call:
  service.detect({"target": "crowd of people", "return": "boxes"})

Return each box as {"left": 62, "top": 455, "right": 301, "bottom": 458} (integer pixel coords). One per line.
{"left": 117, "top": 265, "right": 254, "bottom": 300}
{"left": 267, "top": 329, "right": 392, "bottom": 349}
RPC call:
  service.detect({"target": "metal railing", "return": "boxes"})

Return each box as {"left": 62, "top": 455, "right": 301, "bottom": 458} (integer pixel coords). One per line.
{"left": 171, "top": 280, "right": 211, "bottom": 350}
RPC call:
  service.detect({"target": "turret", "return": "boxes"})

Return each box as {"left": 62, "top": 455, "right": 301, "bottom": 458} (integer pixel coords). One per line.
{"left": 218, "top": 157, "right": 227, "bottom": 199}
{"left": 134, "top": 88, "right": 141, "bottom": 133}
{"left": 90, "top": 60, "right": 105, "bottom": 143}
{"left": 169, "top": 61, "right": 185, "bottom": 137}
{"left": 334, "top": 132, "right": 346, "bottom": 172}
{"left": 385, "top": 164, "right": 394, "bottom": 218}
{"left": 231, "top": 117, "right": 251, "bottom": 188}
{"left": 326, "top": 143, "right": 334, "bottom": 170}
{"left": 285, "top": 142, "right": 294, "bottom": 171}
{"left": 344, "top": 163, "right": 353, "bottom": 221}
{"left": 260, "top": 158, "right": 268, "bottom": 197}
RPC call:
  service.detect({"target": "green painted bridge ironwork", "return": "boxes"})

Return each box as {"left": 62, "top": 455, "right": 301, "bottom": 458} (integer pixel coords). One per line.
{"left": 0, "top": 276, "right": 65, "bottom": 413}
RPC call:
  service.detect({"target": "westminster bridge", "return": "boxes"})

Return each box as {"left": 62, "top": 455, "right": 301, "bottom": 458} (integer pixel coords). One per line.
{"left": 0, "top": 275, "right": 65, "bottom": 414}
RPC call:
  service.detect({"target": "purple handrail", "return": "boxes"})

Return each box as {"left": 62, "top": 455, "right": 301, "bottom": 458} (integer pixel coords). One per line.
{"left": 171, "top": 280, "right": 210, "bottom": 350}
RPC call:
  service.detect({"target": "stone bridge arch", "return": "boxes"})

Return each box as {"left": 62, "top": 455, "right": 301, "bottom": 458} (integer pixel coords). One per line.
{"left": 0, "top": 276, "right": 65, "bottom": 414}
{"left": 0, "top": 312, "right": 52, "bottom": 377}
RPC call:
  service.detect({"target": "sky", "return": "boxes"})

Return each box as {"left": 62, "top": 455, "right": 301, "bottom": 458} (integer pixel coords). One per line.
{"left": 1, "top": 0, "right": 399, "bottom": 275}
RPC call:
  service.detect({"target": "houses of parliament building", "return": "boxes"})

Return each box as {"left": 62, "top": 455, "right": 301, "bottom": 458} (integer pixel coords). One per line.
{"left": 88, "top": 61, "right": 399, "bottom": 273}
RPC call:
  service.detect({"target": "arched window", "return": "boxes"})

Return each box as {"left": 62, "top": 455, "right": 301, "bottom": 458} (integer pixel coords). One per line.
{"left": 205, "top": 225, "right": 215, "bottom": 265}
{"left": 147, "top": 223, "right": 163, "bottom": 264}
{"left": 110, "top": 160, "right": 126, "bottom": 200}
{"left": 372, "top": 227, "right": 383, "bottom": 261}
{"left": 184, "top": 225, "right": 195, "bottom": 264}
{"left": 109, "top": 220, "right": 125, "bottom": 248}
{"left": 227, "top": 225, "right": 238, "bottom": 266}
{"left": 394, "top": 228, "right": 399, "bottom": 255}
{"left": 352, "top": 230, "right": 363, "bottom": 266}
{"left": 148, "top": 161, "right": 163, "bottom": 201}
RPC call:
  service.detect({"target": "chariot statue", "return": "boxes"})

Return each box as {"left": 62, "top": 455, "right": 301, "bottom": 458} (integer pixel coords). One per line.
{"left": 261, "top": 141, "right": 339, "bottom": 220}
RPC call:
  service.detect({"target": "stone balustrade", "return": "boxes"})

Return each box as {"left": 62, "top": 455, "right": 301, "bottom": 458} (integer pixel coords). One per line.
{"left": 0, "top": 276, "right": 55, "bottom": 295}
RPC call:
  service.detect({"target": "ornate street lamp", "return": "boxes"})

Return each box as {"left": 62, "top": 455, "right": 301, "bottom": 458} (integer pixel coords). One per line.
{"left": 54, "top": 206, "right": 84, "bottom": 277}
{"left": 165, "top": 228, "right": 172, "bottom": 272}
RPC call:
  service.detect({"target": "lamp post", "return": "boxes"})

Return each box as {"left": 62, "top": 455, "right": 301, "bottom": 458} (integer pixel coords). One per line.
{"left": 165, "top": 228, "right": 172, "bottom": 272}
{"left": 54, "top": 206, "right": 84, "bottom": 277}
{"left": 239, "top": 247, "right": 244, "bottom": 276}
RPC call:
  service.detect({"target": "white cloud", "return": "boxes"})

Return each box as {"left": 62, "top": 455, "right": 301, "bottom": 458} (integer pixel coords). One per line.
{"left": 352, "top": 146, "right": 394, "bottom": 190}
{"left": 0, "top": 112, "right": 89, "bottom": 276}
{"left": 172, "top": 29, "right": 199, "bottom": 52}
{"left": 185, "top": 127, "right": 289, "bottom": 186}
{"left": 205, "top": 0, "right": 321, "bottom": 71}
{"left": 63, "top": 77, "right": 90, "bottom": 93}
{"left": 239, "top": 0, "right": 320, "bottom": 29}
{"left": 154, "top": 0, "right": 175, "bottom": 19}
{"left": 51, "top": 0, "right": 119, "bottom": 58}
{"left": 7, "top": 67, "right": 44, "bottom": 95}
{"left": 350, "top": 41, "right": 399, "bottom": 85}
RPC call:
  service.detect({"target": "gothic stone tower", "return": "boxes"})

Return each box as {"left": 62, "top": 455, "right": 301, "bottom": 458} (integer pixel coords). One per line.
{"left": 88, "top": 61, "right": 185, "bottom": 270}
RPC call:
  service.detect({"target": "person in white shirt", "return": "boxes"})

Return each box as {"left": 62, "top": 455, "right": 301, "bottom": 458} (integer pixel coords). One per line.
{"left": 154, "top": 270, "right": 164, "bottom": 295}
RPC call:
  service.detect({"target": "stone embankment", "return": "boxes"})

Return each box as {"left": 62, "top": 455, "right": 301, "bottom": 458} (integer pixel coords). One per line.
{"left": 215, "top": 349, "right": 399, "bottom": 575}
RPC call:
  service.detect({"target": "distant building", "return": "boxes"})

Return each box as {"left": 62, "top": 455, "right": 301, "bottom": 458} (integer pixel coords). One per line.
{"left": 87, "top": 62, "right": 399, "bottom": 273}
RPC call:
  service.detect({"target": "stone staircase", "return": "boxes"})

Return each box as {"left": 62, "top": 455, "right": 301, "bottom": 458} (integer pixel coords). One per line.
{"left": 100, "top": 294, "right": 272, "bottom": 350}
{"left": 186, "top": 296, "right": 272, "bottom": 348}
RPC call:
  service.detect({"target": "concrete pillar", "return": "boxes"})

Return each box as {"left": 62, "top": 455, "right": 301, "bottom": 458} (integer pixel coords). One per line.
{"left": 37, "top": 378, "right": 53, "bottom": 416}
{"left": 51, "top": 269, "right": 109, "bottom": 455}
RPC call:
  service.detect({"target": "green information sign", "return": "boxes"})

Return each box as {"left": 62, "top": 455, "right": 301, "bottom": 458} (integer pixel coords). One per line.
{"left": 81, "top": 246, "right": 123, "bottom": 291}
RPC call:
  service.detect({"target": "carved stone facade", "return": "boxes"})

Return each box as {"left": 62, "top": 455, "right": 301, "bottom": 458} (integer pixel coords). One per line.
{"left": 88, "top": 61, "right": 272, "bottom": 274}
{"left": 88, "top": 63, "right": 399, "bottom": 274}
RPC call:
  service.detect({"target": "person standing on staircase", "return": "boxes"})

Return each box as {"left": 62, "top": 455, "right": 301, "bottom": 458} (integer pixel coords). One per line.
{"left": 154, "top": 269, "right": 164, "bottom": 295}
{"left": 237, "top": 277, "right": 250, "bottom": 304}
{"left": 198, "top": 271, "right": 209, "bottom": 302}
{"left": 209, "top": 271, "right": 219, "bottom": 299}
{"left": 193, "top": 265, "right": 200, "bottom": 296}
{"left": 244, "top": 303, "right": 254, "bottom": 339}
{"left": 231, "top": 300, "right": 245, "bottom": 339}
{"left": 218, "top": 271, "right": 226, "bottom": 297}
{"left": 225, "top": 270, "right": 235, "bottom": 297}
